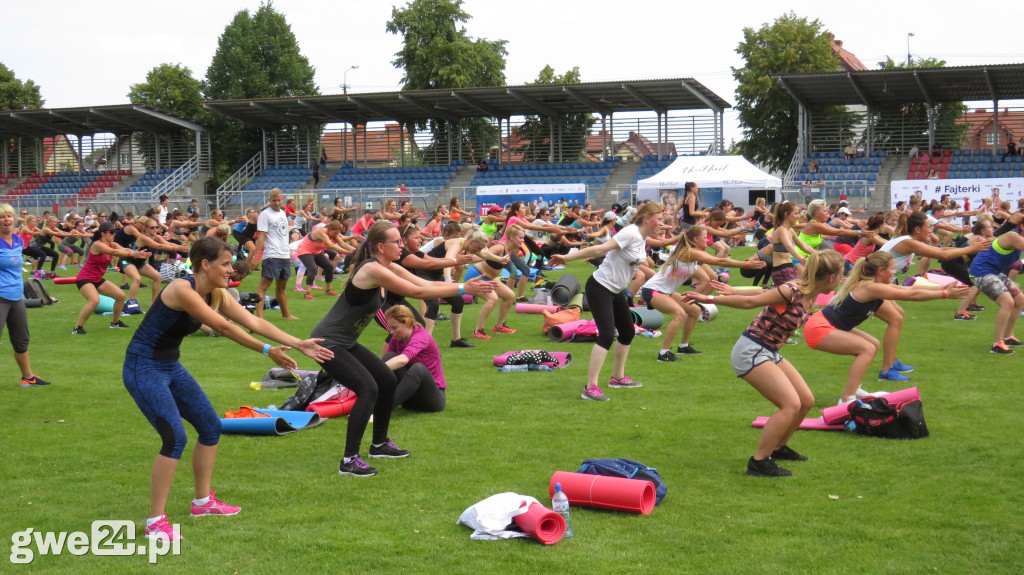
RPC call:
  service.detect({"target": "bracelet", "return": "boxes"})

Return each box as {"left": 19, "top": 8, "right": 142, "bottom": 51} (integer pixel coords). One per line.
{"left": 942, "top": 289, "right": 947, "bottom": 299}
{"left": 262, "top": 343, "right": 271, "bottom": 355}
{"left": 707, "top": 295, "right": 715, "bottom": 303}
{"left": 858, "top": 230, "right": 862, "bottom": 236}
{"left": 743, "top": 261, "right": 749, "bottom": 268}
{"left": 458, "top": 283, "right": 465, "bottom": 296}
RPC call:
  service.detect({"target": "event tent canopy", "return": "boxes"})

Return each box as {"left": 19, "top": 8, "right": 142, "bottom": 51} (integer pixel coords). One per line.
{"left": 637, "top": 155, "right": 781, "bottom": 210}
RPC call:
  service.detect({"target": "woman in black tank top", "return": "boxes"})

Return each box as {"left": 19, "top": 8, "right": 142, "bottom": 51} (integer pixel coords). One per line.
{"left": 310, "top": 221, "right": 495, "bottom": 477}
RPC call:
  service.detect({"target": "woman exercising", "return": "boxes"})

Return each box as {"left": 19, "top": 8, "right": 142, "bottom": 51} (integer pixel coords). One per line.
{"left": 72, "top": 222, "right": 150, "bottom": 335}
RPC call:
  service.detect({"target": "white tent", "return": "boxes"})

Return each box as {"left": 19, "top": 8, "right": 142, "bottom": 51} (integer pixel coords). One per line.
{"left": 637, "top": 155, "right": 781, "bottom": 210}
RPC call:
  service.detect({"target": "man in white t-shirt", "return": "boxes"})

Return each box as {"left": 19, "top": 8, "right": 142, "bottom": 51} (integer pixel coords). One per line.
{"left": 251, "top": 188, "right": 297, "bottom": 319}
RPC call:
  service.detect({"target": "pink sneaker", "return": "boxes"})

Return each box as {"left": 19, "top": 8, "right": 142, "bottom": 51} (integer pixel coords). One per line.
{"left": 144, "top": 515, "right": 183, "bottom": 541}
{"left": 310, "top": 284, "right": 324, "bottom": 290}
{"left": 190, "top": 490, "right": 241, "bottom": 517}
{"left": 293, "top": 285, "right": 306, "bottom": 292}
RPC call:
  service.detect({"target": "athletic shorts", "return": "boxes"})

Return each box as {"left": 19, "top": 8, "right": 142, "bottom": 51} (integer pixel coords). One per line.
{"left": 261, "top": 257, "right": 292, "bottom": 280}
{"left": 972, "top": 273, "right": 1022, "bottom": 302}
{"left": 731, "top": 335, "right": 783, "bottom": 377}
{"left": 76, "top": 279, "right": 106, "bottom": 290}
{"left": 640, "top": 287, "right": 664, "bottom": 310}
{"left": 771, "top": 263, "right": 799, "bottom": 286}
{"left": 803, "top": 310, "right": 837, "bottom": 350}
{"left": 463, "top": 265, "right": 495, "bottom": 283}
{"left": 119, "top": 257, "right": 148, "bottom": 271}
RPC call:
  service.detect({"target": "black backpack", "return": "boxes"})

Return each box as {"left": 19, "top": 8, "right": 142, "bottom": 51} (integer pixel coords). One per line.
{"left": 850, "top": 396, "right": 929, "bottom": 439}
{"left": 23, "top": 279, "right": 54, "bottom": 305}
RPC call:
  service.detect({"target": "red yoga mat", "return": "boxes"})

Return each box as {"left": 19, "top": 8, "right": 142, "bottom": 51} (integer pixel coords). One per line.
{"left": 53, "top": 276, "right": 77, "bottom": 285}
{"left": 821, "top": 386, "right": 920, "bottom": 424}
{"left": 751, "top": 416, "right": 844, "bottom": 431}
{"left": 512, "top": 502, "right": 565, "bottom": 545}
{"left": 307, "top": 394, "right": 358, "bottom": 418}
{"left": 493, "top": 351, "right": 573, "bottom": 369}
{"left": 516, "top": 303, "right": 561, "bottom": 314}
{"left": 549, "top": 471, "right": 655, "bottom": 515}
{"left": 548, "top": 320, "right": 590, "bottom": 341}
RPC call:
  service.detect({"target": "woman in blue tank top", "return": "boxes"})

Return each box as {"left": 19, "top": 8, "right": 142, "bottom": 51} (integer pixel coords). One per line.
{"left": 122, "top": 237, "right": 334, "bottom": 541}
{"left": 968, "top": 221, "right": 1024, "bottom": 354}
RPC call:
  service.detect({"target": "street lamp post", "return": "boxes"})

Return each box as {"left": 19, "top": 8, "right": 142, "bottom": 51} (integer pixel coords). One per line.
{"left": 341, "top": 65, "right": 359, "bottom": 95}
{"left": 906, "top": 33, "right": 914, "bottom": 67}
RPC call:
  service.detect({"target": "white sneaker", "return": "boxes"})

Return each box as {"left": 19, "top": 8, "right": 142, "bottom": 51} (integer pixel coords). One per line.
{"left": 855, "top": 387, "right": 888, "bottom": 398}
{"left": 838, "top": 395, "right": 857, "bottom": 406}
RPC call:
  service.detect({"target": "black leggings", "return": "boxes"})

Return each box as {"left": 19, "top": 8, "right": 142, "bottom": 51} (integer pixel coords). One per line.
{"left": 317, "top": 343, "right": 397, "bottom": 457}
{"left": 299, "top": 252, "right": 334, "bottom": 286}
{"left": 25, "top": 245, "right": 58, "bottom": 271}
{"left": 385, "top": 353, "right": 446, "bottom": 412}
{"left": 939, "top": 256, "right": 972, "bottom": 285}
{"left": 423, "top": 294, "right": 464, "bottom": 320}
{"left": 535, "top": 243, "right": 570, "bottom": 269}
{"left": 584, "top": 276, "right": 635, "bottom": 350}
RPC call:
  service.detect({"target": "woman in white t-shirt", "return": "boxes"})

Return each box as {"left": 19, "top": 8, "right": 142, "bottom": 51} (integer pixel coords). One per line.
{"left": 549, "top": 202, "right": 663, "bottom": 401}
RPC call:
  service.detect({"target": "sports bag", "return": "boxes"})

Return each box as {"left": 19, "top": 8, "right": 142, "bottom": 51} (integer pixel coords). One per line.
{"left": 576, "top": 458, "right": 667, "bottom": 505}
{"left": 23, "top": 279, "right": 55, "bottom": 305}
{"left": 850, "top": 396, "right": 929, "bottom": 439}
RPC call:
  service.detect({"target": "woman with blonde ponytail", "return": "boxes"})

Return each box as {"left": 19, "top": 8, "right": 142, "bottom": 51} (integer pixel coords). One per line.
{"left": 804, "top": 251, "right": 969, "bottom": 404}
{"left": 682, "top": 250, "right": 843, "bottom": 477}
{"left": 641, "top": 225, "right": 765, "bottom": 362}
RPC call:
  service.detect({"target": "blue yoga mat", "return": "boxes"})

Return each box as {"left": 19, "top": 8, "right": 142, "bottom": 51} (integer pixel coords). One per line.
{"left": 220, "top": 409, "right": 322, "bottom": 436}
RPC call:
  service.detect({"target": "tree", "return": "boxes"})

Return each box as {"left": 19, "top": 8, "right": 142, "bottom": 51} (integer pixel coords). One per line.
{"left": 128, "top": 64, "right": 206, "bottom": 170}
{"left": 732, "top": 13, "right": 856, "bottom": 172}
{"left": 0, "top": 63, "right": 44, "bottom": 110}
{"left": 871, "top": 57, "right": 967, "bottom": 152}
{"left": 514, "top": 66, "right": 596, "bottom": 162}
{"left": 204, "top": 2, "right": 318, "bottom": 180}
{"left": 386, "top": 0, "right": 507, "bottom": 162}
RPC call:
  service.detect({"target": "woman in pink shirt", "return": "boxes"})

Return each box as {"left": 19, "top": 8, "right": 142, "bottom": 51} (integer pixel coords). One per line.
{"left": 383, "top": 304, "right": 446, "bottom": 412}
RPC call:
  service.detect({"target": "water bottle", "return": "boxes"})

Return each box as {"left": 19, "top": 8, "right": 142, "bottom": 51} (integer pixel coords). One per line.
{"left": 843, "top": 420, "right": 857, "bottom": 432}
{"left": 250, "top": 381, "right": 282, "bottom": 391}
{"left": 498, "top": 365, "right": 530, "bottom": 373}
{"left": 551, "top": 482, "right": 574, "bottom": 538}
{"left": 528, "top": 364, "right": 553, "bottom": 372}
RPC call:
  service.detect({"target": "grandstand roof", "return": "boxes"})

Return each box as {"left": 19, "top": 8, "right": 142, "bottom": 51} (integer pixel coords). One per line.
{"left": 200, "top": 78, "right": 731, "bottom": 129}
{"left": 775, "top": 63, "right": 1024, "bottom": 107}
{"left": 0, "top": 104, "right": 205, "bottom": 138}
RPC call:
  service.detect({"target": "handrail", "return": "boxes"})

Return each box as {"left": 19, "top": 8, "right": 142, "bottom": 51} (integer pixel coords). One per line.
{"left": 216, "top": 152, "right": 263, "bottom": 209}
{"left": 149, "top": 154, "right": 199, "bottom": 200}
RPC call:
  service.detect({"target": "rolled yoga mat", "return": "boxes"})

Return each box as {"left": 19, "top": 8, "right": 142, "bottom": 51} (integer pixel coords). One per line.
{"left": 751, "top": 417, "right": 844, "bottom": 431}
{"left": 220, "top": 410, "right": 322, "bottom": 436}
{"left": 512, "top": 502, "right": 565, "bottom": 545}
{"left": 821, "top": 387, "right": 920, "bottom": 425}
{"left": 629, "top": 307, "right": 665, "bottom": 329}
{"left": 548, "top": 320, "right": 591, "bottom": 342}
{"left": 307, "top": 394, "right": 358, "bottom": 418}
{"left": 94, "top": 294, "right": 115, "bottom": 314}
{"left": 24, "top": 298, "right": 43, "bottom": 308}
{"left": 549, "top": 274, "right": 580, "bottom": 306}
{"left": 566, "top": 293, "right": 584, "bottom": 310}
{"left": 516, "top": 303, "right": 562, "bottom": 315}
{"left": 924, "top": 272, "right": 962, "bottom": 286}
{"left": 549, "top": 471, "right": 656, "bottom": 515}
{"left": 493, "top": 351, "right": 572, "bottom": 369}
{"left": 53, "top": 276, "right": 77, "bottom": 285}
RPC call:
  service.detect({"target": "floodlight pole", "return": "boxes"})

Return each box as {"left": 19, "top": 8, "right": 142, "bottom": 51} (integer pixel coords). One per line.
{"left": 906, "top": 33, "right": 914, "bottom": 67}
{"left": 342, "top": 65, "right": 359, "bottom": 95}
{"left": 339, "top": 66, "right": 359, "bottom": 165}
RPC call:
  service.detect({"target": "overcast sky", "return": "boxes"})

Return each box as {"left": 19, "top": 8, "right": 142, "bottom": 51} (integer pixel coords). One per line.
{"left": 3, "top": 0, "right": 1022, "bottom": 144}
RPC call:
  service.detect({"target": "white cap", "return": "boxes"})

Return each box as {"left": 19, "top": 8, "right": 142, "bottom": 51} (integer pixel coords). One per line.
{"left": 603, "top": 211, "right": 617, "bottom": 221}
{"left": 837, "top": 207, "right": 852, "bottom": 215}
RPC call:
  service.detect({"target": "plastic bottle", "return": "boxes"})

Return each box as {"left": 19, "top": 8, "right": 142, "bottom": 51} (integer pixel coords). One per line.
{"left": 498, "top": 365, "right": 530, "bottom": 373}
{"left": 250, "top": 381, "right": 283, "bottom": 391}
{"left": 843, "top": 420, "right": 857, "bottom": 432}
{"left": 551, "top": 482, "right": 574, "bottom": 538}
{"left": 528, "top": 364, "right": 553, "bottom": 372}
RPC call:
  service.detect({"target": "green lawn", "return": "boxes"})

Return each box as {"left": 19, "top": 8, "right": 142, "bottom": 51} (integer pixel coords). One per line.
{"left": 3, "top": 252, "right": 1023, "bottom": 574}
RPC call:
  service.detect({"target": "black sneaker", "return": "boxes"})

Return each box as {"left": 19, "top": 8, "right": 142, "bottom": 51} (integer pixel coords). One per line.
{"left": 516, "top": 296, "right": 529, "bottom": 303}
{"left": 368, "top": 439, "right": 410, "bottom": 458}
{"left": 436, "top": 313, "right": 450, "bottom": 322}
{"left": 120, "top": 283, "right": 130, "bottom": 290}
{"left": 139, "top": 283, "right": 148, "bottom": 288}
{"left": 657, "top": 351, "right": 678, "bottom": 362}
{"left": 1003, "top": 336, "right": 1023, "bottom": 346}
{"left": 71, "top": 326, "right": 87, "bottom": 335}
{"left": 109, "top": 320, "right": 130, "bottom": 329}
{"left": 954, "top": 313, "right": 976, "bottom": 321}
{"left": 19, "top": 375, "right": 51, "bottom": 387}
{"left": 746, "top": 456, "right": 792, "bottom": 477}
{"left": 967, "top": 303, "right": 985, "bottom": 312}
{"left": 771, "top": 445, "right": 808, "bottom": 461}
{"left": 676, "top": 344, "right": 702, "bottom": 355}
{"left": 338, "top": 456, "right": 378, "bottom": 477}
{"left": 991, "top": 342, "right": 1016, "bottom": 354}
{"left": 450, "top": 338, "right": 475, "bottom": 348}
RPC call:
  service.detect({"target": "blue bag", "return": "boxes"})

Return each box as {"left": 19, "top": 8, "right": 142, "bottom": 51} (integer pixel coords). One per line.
{"left": 576, "top": 458, "right": 667, "bottom": 505}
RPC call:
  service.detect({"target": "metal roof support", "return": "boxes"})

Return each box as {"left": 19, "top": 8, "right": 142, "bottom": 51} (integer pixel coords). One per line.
{"left": 497, "top": 117, "right": 503, "bottom": 165}
{"left": 507, "top": 89, "right": 560, "bottom": 118}
{"left": 261, "top": 129, "right": 267, "bottom": 171}
{"left": 398, "top": 95, "right": 458, "bottom": 123}
{"left": 679, "top": 79, "right": 720, "bottom": 114}
{"left": 451, "top": 92, "right": 503, "bottom": 118}
{"left": 296, "top": 98, "right": 352, "bottom": 125}
{"left": 447, "top": 121, "right": 453, "bottom": 167}
{"left": 201, "top": 103, "right": 275, "bottom": 130}
{"left": 774, "top": 76, "right": 810, "bottom": 110}
{"left": 846, "top": 73, "right": 873, "bottom": 107}
{"left": 911, "top": 71, "right": 933, "bottom": 108}
{"left": 8, "top": 113, "right": 57, "bottom": 135}
{"left": 548, "top": 119, "right": 555, "bottom": 163}
{"left": 47, "top": 111, "right": 95, "bottom": 136}
{"left": 347, "top": 97, "right": 406, "bottom": 125}
{"left": 89, "top": 108, "right": 146, "bottom": 132}
{"left": 621, "top": 84, "right": 665, "bottom": 115}
{"left": 983, "top": 68, "right": 1000, "bottom": 154}
{"left": 657, "top": 112, "right": 663, "bottom": 160}
{"left": 133, "top": 106, "right": 205, "bottom": 133}
{"left": 362, "top": 122, "right": 368, "bottom": 169}
{"left": 562, "top": 86, "right": 611, "bottom": 116}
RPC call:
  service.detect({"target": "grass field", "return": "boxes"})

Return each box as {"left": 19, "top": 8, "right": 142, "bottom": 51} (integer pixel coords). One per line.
{"left": 3, "top": 250, "right": 1023, "bottom": 574}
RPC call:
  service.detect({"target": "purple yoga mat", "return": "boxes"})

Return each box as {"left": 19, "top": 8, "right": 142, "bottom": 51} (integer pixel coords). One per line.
{"left": 516, "top": 303, "right": 562, "bottom": 314}
{"left": 548, "top": 320, "right": 590, "bottom": 341}
{"left": 493, "top": 351, "right": 572, "bottom": 369}
{"left": 751, "top": 417, "right": 844, "bottom": 431}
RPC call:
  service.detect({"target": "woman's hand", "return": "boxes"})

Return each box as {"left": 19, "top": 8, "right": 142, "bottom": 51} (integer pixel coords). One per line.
{"left": 708, "top": 280, "right": 735, "bottom": 295}
{"left": 680, "top": 292, "right": 708, "bottom": 304}
{"left": 548, "top": 254, "right": 567, "bottom": 267}
{"left": 454, "top": 253, "right": 476, "bottom": 265}
{"left": 268, "top": 346, "right": 298, "bottom": 369}
{"left": 746, "top": 258, "right": 767, "bottom": 269}
{"left": 948, "top": 285, "right": 971, "bottom": 299}
{"left": 463, "top": 277, "right": 496, "bottom": 296}
{"left": 297, "top": 338, "right": 334, "bottom": 362}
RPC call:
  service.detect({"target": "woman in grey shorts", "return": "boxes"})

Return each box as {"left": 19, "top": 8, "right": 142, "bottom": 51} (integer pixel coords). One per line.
{"left": 683, "top": 250, "right": 843, "bottom": 478}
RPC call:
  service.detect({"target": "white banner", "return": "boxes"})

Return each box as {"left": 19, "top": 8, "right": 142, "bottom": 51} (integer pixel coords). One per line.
{"left": 476, "top": 183, "right": 586, "bottom": 196}
{"left": 890, "top": 178, "right": 1024, "bottom": 209}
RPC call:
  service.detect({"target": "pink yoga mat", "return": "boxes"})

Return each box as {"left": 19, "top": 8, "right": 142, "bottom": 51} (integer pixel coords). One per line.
{"left": 493, "top": 351, "right": 572, "bottom": 369}
{"left": 924, "top": 273, "right": 962, "bottom": 287}
{"left": 549, "top": 471, "right": 656, "bottom": 515}
{"left": 516, "top": 303, "right": 561, "bottom": 314}
{"left": 512, "top": 502, "right": 565, "bottom": 545}
{"left": 548, "top": 320, "right": 590, "bottom": 341}
{"left": 821, "top": 386, "right": 921, "bottom": 424}
{"left": 751, "top": 417, "right": 844, "bottom": 431}
{"left": 53, "top": 276, "right": 77, "bottom": 285}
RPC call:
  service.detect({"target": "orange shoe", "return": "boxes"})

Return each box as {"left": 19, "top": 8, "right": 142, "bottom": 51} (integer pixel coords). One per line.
{"left": 493, "top": 324, "right": 516, "bottom": 334}
{"left": 325, "top": 290, "right": 340, "bottom": 296}
{"left": 472, "top": 329, "right": 492, "bottom": 339}
{"left": 304, "top": 292, "right": 315, "bottom": 300}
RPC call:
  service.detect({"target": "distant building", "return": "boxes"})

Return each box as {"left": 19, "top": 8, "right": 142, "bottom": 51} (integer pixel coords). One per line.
{"left": 956, "top": 108, "right": 1024, "bottom": 150}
